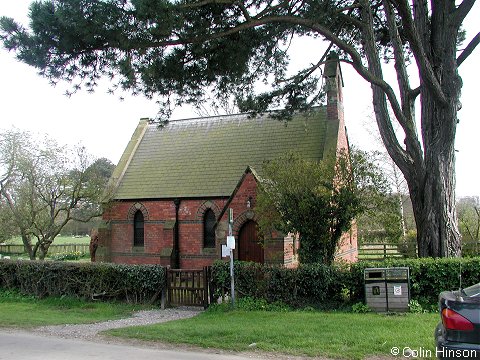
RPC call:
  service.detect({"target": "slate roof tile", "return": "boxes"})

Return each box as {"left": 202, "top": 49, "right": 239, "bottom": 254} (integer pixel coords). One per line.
{"left": 112, "top": 108, "right": 335, "bottom": 199}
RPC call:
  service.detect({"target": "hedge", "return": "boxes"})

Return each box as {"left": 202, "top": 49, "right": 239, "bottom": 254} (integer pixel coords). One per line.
{"left": 0, "top": 260, "right": 166, "bottom": 304}
{"left": 211, "top": 261, "right": 348, "bottom": 307}
{"left": 348, "top": 257, "right": 480, "bottom": 304}
{"left": 1, "top": 257, "right": 478, "bottom": 308}
{"left": 212, "top": 257, "right": 480, "bottom": 307}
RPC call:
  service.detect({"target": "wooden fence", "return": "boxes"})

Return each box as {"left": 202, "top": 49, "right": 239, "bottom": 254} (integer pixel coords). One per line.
{"left": 0, "top": 244, "right": 89, "bottom": 256}
{"left": 359, "top": 240, "right": 480, "bottom": 260}
{"left": 358, "top": 243, "right": 405, "bottom": 260}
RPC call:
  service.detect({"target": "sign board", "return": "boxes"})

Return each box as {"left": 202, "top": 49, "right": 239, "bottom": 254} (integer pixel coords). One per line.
{"left": 227, "top": 235, "right": 235, "bottom": 249}
{"left": 393, "top": 285, "right": 402, "bottom": 296}
{"left": 222, "top": 244, "right": 230, "bottom": 258}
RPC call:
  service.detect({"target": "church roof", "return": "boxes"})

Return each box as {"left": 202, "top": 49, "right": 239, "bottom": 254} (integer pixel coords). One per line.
{"left": 110, "top": 108, "right": 339, "bottom": 199}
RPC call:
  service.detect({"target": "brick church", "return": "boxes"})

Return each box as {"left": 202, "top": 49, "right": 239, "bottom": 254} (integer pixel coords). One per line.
{"left": 97, "top": 56, "right": 358, "bottom": 268}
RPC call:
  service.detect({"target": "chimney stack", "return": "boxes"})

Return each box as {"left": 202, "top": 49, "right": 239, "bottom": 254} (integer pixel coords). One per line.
{"left": 323, "top": 51, "right": 348, "bottom": 153}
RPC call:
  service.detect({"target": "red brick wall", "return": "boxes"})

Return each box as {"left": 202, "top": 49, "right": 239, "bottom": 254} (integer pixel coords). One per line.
{"left": 220, "top": 172, "right": 258, "bottom": 232}
{"left": 336, "top": 222, "right": 358, "bottom": 263}
{"left": 216, "top": 172, "right": 257, "bottom": 261}
{"left": 101, "top": 169, "right": 357, "bottom": 267}
{"left": 102, "top": 198, "right": 227, "bottom": 268}
{"left": 282, "top": 233, "right": 299, "bottom": 268}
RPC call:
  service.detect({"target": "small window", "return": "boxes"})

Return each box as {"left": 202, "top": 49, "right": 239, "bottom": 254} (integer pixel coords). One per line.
{"left": 203, "top": 209, "right": 216, "bottom": 248}
{"left": 134, "top": 210, "right": 144, "bottom": 247}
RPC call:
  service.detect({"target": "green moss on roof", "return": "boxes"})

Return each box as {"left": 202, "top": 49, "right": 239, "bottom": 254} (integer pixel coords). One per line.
{"left": 113, "top": 109, "right": 337, "bottom": 199}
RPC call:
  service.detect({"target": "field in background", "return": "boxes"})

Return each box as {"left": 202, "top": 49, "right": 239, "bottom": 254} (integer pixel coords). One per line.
{"left": 2, "top": 236, "right": 90, "bottom": 245}
{"left": 0, "top": 236, "right": 90, "bottom": 259}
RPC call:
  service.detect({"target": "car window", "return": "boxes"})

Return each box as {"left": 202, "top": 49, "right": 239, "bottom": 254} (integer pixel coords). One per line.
{"left": 463, "top": 283, "right": 480, "bottom": 297}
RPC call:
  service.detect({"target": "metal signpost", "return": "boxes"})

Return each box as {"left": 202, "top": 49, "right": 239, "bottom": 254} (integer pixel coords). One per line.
{"left": 228, "top": 208, "right": 235, "bottom": 307}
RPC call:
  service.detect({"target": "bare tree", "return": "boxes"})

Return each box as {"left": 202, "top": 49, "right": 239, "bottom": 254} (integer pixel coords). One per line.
{"left": 0, "top": 129, "right": 109, "bottom": 260}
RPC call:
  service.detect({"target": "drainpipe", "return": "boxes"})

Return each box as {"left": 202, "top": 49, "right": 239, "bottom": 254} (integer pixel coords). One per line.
{"left": 173, "top": 198, "right": 181, "bottom": 269}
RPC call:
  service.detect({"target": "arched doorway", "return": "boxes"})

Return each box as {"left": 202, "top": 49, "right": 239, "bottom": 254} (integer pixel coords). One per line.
{"left": 238, "top": 220, "right": 264, "bottom": 263}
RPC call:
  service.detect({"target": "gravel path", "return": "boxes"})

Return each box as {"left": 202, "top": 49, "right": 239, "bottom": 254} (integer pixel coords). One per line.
{"left": 36, "top": 307, "right": 202, "bottom": 341}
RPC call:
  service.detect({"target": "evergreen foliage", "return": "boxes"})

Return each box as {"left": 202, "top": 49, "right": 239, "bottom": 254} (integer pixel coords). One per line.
{"left": 1, "top": 0, "right": 478, "bottom": 257}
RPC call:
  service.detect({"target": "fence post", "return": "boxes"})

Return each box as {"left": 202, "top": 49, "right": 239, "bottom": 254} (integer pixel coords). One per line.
{"left": 203, "top": 266, "right": 209, "bottom": 309}
{"left": 207, "top": 266, "right": 215, "bottom": 306}
{"left": 165, "top": 266, "right": 171, "bottom": 308}
{"left": 161, "top": 287, "right": 166, "bottom": 309}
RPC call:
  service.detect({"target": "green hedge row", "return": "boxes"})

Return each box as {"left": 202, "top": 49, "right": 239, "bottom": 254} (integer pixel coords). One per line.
{"left": 2, "top": 257, "right": 478, "bottom": 307}
{"left": 349, "top": 258, "right": 480, "bottom": 304}
{"left": 211, "top": 257, "right": 480, "bottom": 307}
{"left": 211, "top": 261, "right": 346, "bottom": 307}
{"left": 0, "top": 260, "right": 165, "bottom": 304}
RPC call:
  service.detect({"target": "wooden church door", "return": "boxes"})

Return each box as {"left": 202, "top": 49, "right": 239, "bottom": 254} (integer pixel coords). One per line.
{"left": 238, "top": 220, "right": 264, "bottom": 263}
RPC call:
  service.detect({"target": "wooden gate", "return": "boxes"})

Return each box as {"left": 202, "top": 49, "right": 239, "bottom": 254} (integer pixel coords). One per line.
{"left": 166, "top": 267, "right": 211, "bottom": 308}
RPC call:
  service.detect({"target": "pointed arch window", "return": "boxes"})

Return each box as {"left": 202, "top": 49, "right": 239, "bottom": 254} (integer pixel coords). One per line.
{"left": 203, "top": 209, "right": 216, "bottom": 248}
{"left": 134, "top": 210, "right": 144, "bottom": 247}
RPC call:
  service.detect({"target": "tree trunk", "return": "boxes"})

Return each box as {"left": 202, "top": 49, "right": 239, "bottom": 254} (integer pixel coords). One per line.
{"left": 408, "top": 146, "right": 461, "bottom": 257}
{"left": 20, "top": 232, "right": 35, "bottom": 260}
{"left": 375, "top": 0, "right": 463, "bottom": 258}
{"left": 38, "top": 240, "right": 51, "bottom": 260}
{"left": 407, "top": 27, "right": 462, "bottom": 257}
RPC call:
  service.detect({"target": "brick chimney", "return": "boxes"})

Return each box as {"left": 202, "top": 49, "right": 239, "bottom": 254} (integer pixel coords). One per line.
{"left": 323, "top": 51, "right": 348, "bottom": 153}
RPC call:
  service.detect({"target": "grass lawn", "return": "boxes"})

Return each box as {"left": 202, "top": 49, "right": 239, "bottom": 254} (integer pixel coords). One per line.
{"left": 106, "top": 309, "right": 439, "bottom": 359}
{"left": 0, "top": 290, "right": 147, "bottom": 328}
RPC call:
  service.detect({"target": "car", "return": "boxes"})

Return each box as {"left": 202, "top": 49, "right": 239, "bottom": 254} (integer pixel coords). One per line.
{"left": 435, "top": 282, "right": 480, "bottom": 359}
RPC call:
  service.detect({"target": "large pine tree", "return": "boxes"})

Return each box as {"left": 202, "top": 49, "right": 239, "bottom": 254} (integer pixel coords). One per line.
{"left": 2, "top": 0, "right": 479, "bottom": 257}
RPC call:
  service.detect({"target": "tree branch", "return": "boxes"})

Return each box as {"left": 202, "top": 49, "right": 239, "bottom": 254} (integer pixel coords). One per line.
{"left": 236, "top": 1, "right": 252, "bottom": 21}
{"left": 383, "top": 0, "right": 424, "bottom": 172}
{"left": 178, "top": 0, "right": 235, "bottom": 9}
{"left": 452, "top": 0, "right": 476, "bottom": 27}
{"left": 457, "top": 31, "right": 480, "bottom": 66}
{"left": 383, "top": 1, "right": 412, "bottom": 117}
{"left": 359, "top": 0, "right": 413, "bottom": 176}
{"left": 410, "top": 86, "right": 421, "bottom": 100}
{"left": 394, "top": 0, "right": 448, "bottom": 105}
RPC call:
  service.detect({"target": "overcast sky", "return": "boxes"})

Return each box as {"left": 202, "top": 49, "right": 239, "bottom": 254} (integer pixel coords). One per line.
{"left": 0, "top": 1, "right": 479, "bottom": 198}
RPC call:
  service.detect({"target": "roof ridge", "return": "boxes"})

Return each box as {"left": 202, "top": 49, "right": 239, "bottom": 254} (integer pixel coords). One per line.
{"left": 168, "top": 112, "right": 252, "bottom": 123}
{"left": 160, "top": 106, "right": 325, "bottom": 124}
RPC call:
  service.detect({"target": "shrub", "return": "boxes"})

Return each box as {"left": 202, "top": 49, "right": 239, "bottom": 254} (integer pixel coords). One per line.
{"left": 0, "top": 260, "right": 166, "bottom": 304}
{"left": 211, "top": 260, "right": 349, "bottom": 307}
{"left": 211, "top": 257, "right": 480, "bottom": 309}
{"left": 50, "top": 251, "right": 88, "bottom": 261}
{"left": 408, "top": 300, "right": 423, "bottom": 313}
{"left": 352, "top": 302, "right": 371, "bottom": 313}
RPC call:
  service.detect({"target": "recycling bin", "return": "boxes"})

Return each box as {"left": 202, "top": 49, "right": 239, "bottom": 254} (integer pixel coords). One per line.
{"left": 364, "top": 267, "right": 410, "bottom": 312}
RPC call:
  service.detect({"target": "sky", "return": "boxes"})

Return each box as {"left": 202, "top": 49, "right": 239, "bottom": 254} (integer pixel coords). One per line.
{"left": 0, "top": 1, "right": 479, "bottom": 198}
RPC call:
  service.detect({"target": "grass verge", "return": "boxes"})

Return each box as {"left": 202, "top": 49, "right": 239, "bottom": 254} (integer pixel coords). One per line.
{"left": 106, "top": 309, "right": 438, "bottom": 359}
{"left": 0, "top": 289, "right": 147, "bottom": 328}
